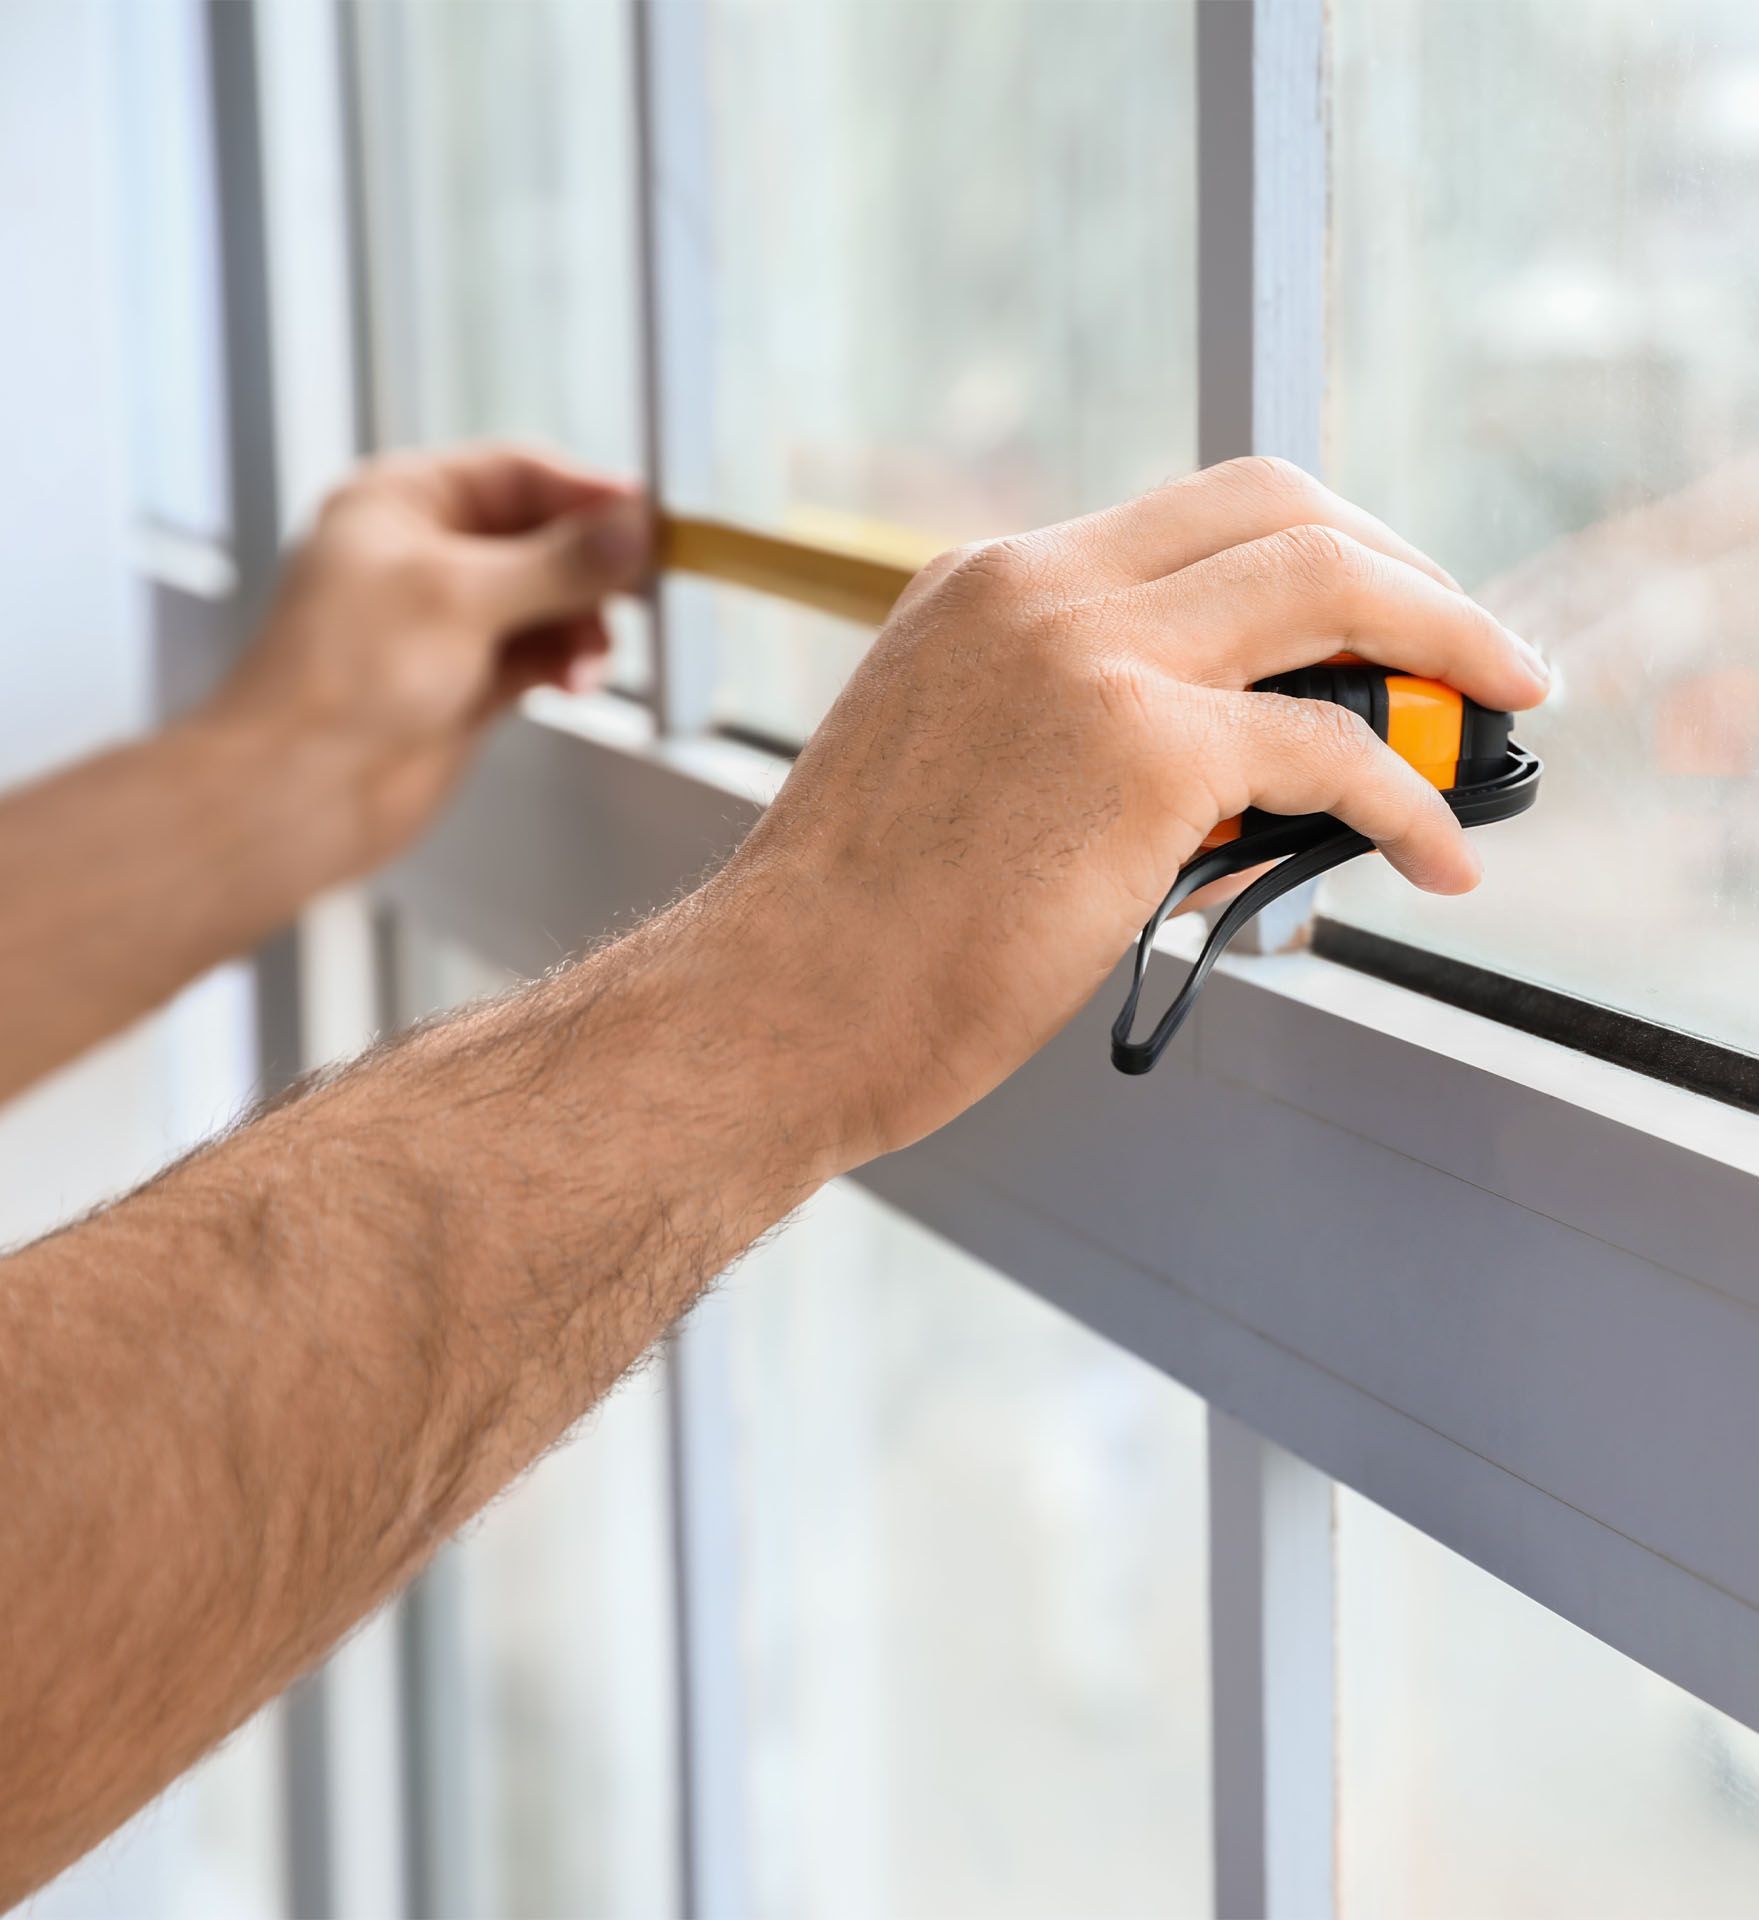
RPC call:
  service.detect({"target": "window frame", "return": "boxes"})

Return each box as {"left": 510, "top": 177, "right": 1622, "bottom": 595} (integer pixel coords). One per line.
{"left": 194, "top": 0, "right": 1759, "bottom": 1914}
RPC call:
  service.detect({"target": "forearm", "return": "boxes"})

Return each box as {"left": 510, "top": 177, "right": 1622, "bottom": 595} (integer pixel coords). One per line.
{"left": 0, "top": 707, "right": 355, "bottom": 1099}
{"left": 0, "top": 441, "right": 653, "bottom": 1105}
{"left": 0, "top": 876, "right": 843, "bottom": 1902}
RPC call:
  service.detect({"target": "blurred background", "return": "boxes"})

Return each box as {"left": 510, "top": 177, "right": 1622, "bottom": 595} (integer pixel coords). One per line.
{"left": 8, "top": 1, "right": 1759, "bottom": 1916}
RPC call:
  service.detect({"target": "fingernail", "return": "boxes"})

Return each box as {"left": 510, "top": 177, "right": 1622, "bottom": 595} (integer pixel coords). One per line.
{"left": 1508, "top": 631, "right": 1550, "bottom": 687}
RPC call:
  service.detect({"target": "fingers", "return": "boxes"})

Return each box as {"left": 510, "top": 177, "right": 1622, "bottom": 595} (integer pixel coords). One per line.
{"left": 563, "top": 630, "right": 615, "bottom": 695}
{"left": 457, "top": 500, "right": 652, "bottom": 632}
{"left": 1033, "top": 455, "right": 1463, "bottom": 595}
{"left": 490, "top": 613, "right": 613, "bottom": 710}
{"left": 1209, "top": 689, "right": 1482, "bottom": 894}
{"left": 1131, "top": 523, "right": 1549, "bottom": 710}
{"left": 389, "top": 440, "right": 646, "bottom": 537}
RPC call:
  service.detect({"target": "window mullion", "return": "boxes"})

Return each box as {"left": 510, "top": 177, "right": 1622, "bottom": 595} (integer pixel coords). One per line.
{"left": 1197, "top": 0, "right": 1329, "bottom": 476}
{"left": 1197, "top": 2, "right": 1337, "bottom": 1914}
{"left": 633, "top": 0, "right": 719, "bottom": 737}
{"left": 198, "top": 6, "right": 337, "bottom": 1916}
{"left": 663, "top": 1292, "right": 753, "bottom": 1920}
{"left": 1209, "top": 1415, "right": 1339, "bottom": 1920}
{"left": 631, "top": 11, "right": 749, "bottom": 1910}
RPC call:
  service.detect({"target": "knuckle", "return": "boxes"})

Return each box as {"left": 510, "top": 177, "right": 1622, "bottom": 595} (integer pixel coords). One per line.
{"left": 1317, "top": 700, "right": 1380, "bottom": 764}
{"left": 935, "top": 538, "right": 1024, "bottom": 617}
{"left": 1036, "top": 589, "right": 1112, "bottom": 647}
{"left": 1215, "top": 453, "right": 1320, "bottom": 508}
{"left": 315, "top": 457, "right": 429, "bottom": 541}
{"left": 1178, "top": 687, "right": 1236, "bottom": 774}
{"left": 1089, "top": 656, "right": 1163, "bottom": 738}
{"left": 944, "top": 531, "right": 1072, "bottom": 618}
{"left": 1279, "top": 693, "right": 1378, "bottom": 765}
{"left": 950, "top": 534, "right": 1030, "bottom": 595}
{"left": 334, "top": 452, "right": 411, "bottom": 501}
{"left": 481, "top": 433, "right": 541, "bottom": 463}
{"left": 477, "top": 434, "right": 561, "bottom": 485}
{"left": 379, "top": 533, "right": 463, "bottom": 618}
{"left": 315, "top": 472, "right": 371, "bottom": 529}
{"left": 1270, "top": 521, "right": 1372, "bottom": 596}
{"left": 891, "top": 544, "right": 967, "bottom": 616}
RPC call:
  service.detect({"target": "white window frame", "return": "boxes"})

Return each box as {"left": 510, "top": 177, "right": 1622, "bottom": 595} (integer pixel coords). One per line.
{"left": 169, "top": 1, "right": 1759, "bottom": 1914}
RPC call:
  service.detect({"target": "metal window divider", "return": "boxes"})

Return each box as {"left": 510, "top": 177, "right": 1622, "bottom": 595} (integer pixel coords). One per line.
{"left": 198, "top": 6, "right": 342, "bottom": 1915}
{"left": 323, "top": 1, "right": 494, "bottom": 1914}
{"left": 1195, "top": 3, "right": 1340, "bottom": 1917}
{"left": 631, "top": 0, "right": 755, "bottom": 1914}
{"left": 208, "top": 0, "right": 433, "bottom": 1909}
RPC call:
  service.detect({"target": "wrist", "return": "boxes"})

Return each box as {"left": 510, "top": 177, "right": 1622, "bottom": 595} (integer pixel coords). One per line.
{"left": 172, "top": 695, "right": 370, "bottom": 909}
{"left": 555, "top": 868, "right": 886, "bottom": 1199}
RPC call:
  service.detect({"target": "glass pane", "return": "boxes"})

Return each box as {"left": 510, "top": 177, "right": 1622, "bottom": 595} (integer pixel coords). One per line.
{"left": 1328, "top": 0, "right": 1759, "bottom": 1050}
{"left": 1338, "top": 1488, "right": 1759, "bottom": 1916}
{"left": 457, "top": 1375, "right": 680, "bottom": 1918}
{"left": 727, "top": 1182, "right": 1212, "bottom": 1917}
{"left": 352, "top": 0, "right": 649, "bottom": 691}
{"left": 694, "top": 0, "right": 1199, "bottom": 740}
{"left": 103, "top": 0, "right": 228, "bottom": 538}
{"left": 398, "top": 933, "right": 680, "bottom": 1919}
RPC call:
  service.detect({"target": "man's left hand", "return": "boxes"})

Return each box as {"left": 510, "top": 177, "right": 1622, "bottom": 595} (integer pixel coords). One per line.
{"left": 206, "top": 443, "right": 650, "bottom": 881}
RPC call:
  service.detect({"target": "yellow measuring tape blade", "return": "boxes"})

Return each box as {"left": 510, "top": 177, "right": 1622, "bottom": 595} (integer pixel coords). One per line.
{"left": 657, "top": 513, "right": 943, "bottom": 629}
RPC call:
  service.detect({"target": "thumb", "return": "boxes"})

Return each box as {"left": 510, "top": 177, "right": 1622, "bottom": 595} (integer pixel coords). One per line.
{"left": 460, "top": 495, "right": 652, "bottom": 630}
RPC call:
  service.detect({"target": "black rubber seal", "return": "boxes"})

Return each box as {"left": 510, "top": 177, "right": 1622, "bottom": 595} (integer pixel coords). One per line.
{"left": 1312, "top": 918, "right": 1759, "bottom": 1114}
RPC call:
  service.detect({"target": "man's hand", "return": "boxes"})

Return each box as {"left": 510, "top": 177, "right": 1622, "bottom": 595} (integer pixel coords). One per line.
{"left": 209, "top": 443, "right": 650, "bottom": 880}
{"left": 729, "top": 455, "right": 1550, "bottom": 1157}
{"left": 0, "top": 459, "right": 1546, "bottom": 1899}
{"left": 0, "top": 443, "right": 646, "bottom": 1101}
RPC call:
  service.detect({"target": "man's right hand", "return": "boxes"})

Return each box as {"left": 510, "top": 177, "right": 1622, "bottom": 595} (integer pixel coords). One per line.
{"left": 727, "top": 456, "right": 1551, "bottom": 1163}
{"left": 0, "top": 459, "right": 1546, "bottom": 1900}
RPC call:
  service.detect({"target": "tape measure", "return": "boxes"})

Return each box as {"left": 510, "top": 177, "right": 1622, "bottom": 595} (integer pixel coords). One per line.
{"left": 1110, "top": 658, "right": 1542, "bottom": 1074}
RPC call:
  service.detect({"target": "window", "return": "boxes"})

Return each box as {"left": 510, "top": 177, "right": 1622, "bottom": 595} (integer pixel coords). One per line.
{"left": 359, "top": 0, "right": 1759, "bottom": 1903}
{"left": 105, "top": 0, "right": 228, "bottom": 540}
{"left": 443, "top": 1380, "right": 680, "bottom": 1918}
{"left": 1327, "top": 0, "right": 1759, "bottom": 1053}
{"left": 683, "top": 0, "right": 1199, "bottom": 741}
{"left": 1338, "top": 1488, "right": 1759, "bottom": 1916}
{"left": 110, "top": 0, "right": 1759, "bottom": 1913}
{"left": 727, "top": 1183, "right": 1211, "bottom": 1917}
{"left": 350, "top": 0, "right": 650, "bottom": 692}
